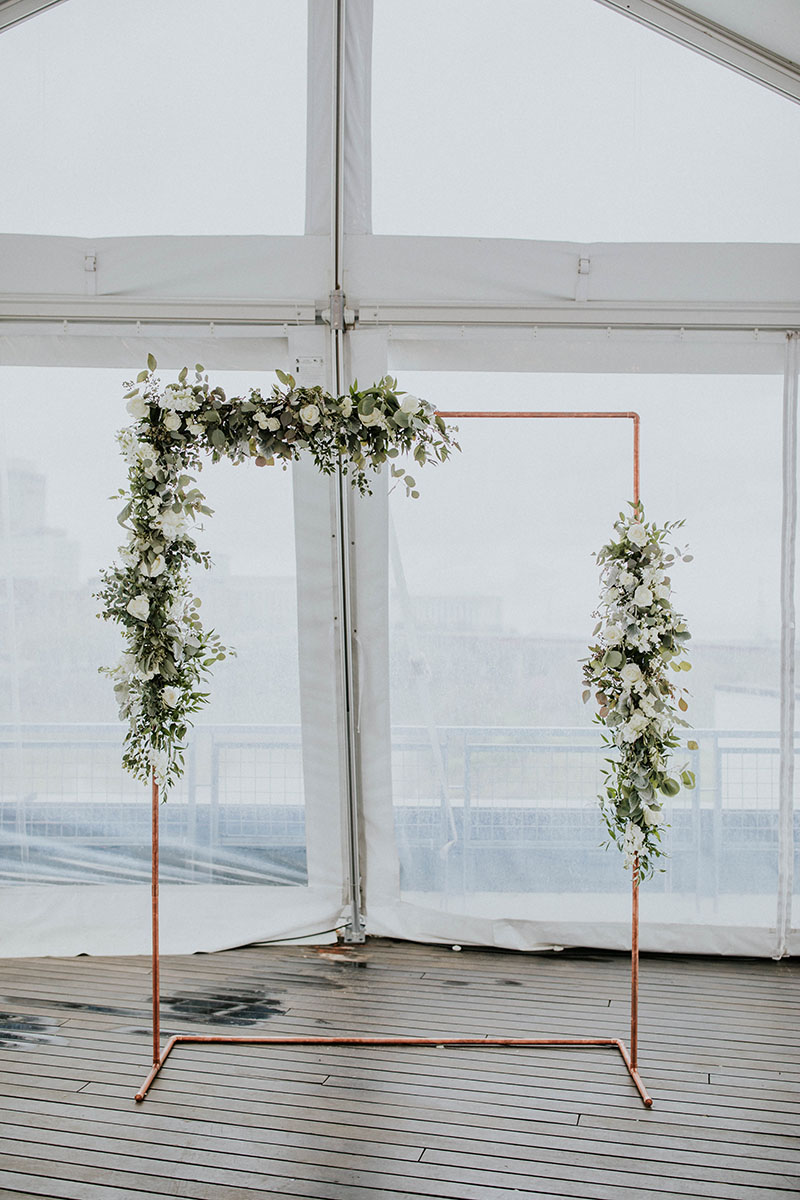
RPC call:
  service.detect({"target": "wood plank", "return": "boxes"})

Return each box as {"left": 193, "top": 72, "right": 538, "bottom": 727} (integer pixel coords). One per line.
{"left": 0, "top": 940, "right": 798, "bottom": 1200}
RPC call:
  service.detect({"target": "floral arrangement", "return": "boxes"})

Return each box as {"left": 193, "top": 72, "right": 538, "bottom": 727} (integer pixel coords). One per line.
{"left": 582, "top": 503, "right": 696, "bottom": 880}
{"left": 96, "top": 356, "right": 458, "bottom": 795}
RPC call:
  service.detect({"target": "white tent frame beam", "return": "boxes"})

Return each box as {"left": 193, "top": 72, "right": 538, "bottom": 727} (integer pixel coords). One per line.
{"left": 0, "top": 298, "right": 317, "bottom": 324}
{"left": 594, "top": 0, "right": 800, "bottom": 104}
{"left": 1, "top": 300, "right": 797, "bottom": 332}
{"left": 357, "top": 303, "right": 800, "bottom": 332}
{"left": 0, "top": 0, "right": 65, "bottom": 33}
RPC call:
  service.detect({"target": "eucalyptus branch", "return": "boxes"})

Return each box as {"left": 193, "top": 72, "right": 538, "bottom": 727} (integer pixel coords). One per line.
{"left": 97, "top": 357, "right": 459, "bottom": 795}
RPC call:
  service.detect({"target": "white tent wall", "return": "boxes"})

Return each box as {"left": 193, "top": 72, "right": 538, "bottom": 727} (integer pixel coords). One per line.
{"left": 373, "top": 362, "right": 796, "bottom": 958}
{"left": 0, "top": 355, "right": 350, "bottom": 956}
{"left": 0, "top": 0, "right": 799, "bottom": 957}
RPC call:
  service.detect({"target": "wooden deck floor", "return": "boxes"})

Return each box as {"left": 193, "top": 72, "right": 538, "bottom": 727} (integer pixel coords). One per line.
{"left": 0, "top": 938, "right": 797, "bottom": 1198}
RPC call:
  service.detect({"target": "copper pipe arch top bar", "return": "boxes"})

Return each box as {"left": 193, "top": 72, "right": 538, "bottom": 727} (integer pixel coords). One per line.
{"left": 436, "top": 411, "right": 640, "bottom": 418}
{"left": 435, "top": 410, "right": 640, "bottom": 506}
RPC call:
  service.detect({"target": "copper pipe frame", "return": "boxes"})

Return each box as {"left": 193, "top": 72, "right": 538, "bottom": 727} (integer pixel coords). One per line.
{"left": 135, "top": 1033, "right": 651, "bottom": 1105}
{"left": 137, "top": 410, "right": 651, "bottom": 1108}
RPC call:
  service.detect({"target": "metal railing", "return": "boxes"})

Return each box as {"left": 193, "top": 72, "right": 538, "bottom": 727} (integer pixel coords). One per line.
{"left": 0, "top": 723, "right": 794, "bottom": 893}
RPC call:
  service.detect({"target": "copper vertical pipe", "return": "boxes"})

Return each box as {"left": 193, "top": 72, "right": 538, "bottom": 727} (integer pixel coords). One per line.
{"left": 631, "top": 853, "right": 640, "bottom": 1071}
{"left": 632, "top": 412, "right": 641, "bottom": 510}
{"left": 631, "top": 418, "right": 641, "bottom": 1074}
{"left": 151, "top": 769, "right": 160, "bottom": 1067}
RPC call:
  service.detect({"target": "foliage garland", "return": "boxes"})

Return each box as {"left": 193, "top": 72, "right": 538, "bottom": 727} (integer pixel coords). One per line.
{"left": 96, "top": 356, "right": 458, "bottom": 795}
{"left": 582, "top": 504, "right": 696, "bottom": 880}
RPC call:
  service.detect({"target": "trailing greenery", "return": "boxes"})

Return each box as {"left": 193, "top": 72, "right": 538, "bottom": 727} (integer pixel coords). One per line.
{"left": 582, "top": 503, "right": 696, "bottom": 880}
{"left": 96, "top": 356, "right": 458, "bottom": 795}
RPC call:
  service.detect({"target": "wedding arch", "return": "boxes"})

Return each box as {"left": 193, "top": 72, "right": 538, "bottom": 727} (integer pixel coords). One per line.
{"left": 100, "top": 369, "right": 687, "bottom": 1107}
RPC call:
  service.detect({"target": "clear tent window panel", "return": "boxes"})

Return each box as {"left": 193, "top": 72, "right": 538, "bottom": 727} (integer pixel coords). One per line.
{"left": 0, "top": 367, "right": 309, "bottom": 894}
{"left": 372, "top": 0, "right": 800, "bottom": 242}
{"left": 0, "top": 0, "right": 307, "bottom": 236}
{"left": 387, "top": 371, "right": 782, "bottom": 943}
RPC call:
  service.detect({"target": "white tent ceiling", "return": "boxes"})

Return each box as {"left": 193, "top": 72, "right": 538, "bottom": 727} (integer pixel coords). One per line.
{"left": 3, "top": 0, "right": 799, "bottom": 98}
{"left": 0, "top": 0, "right": 797, "bottom": 369}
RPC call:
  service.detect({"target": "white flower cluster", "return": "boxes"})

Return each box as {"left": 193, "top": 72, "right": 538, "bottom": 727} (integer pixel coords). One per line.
{"left": 161, "top": 384, "right": 200, "bottom": 413}
{"left": 622, "top": 820, "right": 645, "bottom": 871}
{"left": 584, "top": 506, "right": 694, "bottom": 880}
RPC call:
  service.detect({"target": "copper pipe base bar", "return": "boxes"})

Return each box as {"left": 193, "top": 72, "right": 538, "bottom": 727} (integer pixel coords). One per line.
{"left": 135, "top": 1034, "right": 652, "bottom": 1107}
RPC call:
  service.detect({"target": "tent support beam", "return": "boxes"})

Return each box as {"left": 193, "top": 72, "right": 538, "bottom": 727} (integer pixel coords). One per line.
{"left": 0, "top": 0, "right": 66, "bottom": 34}
{"left": 594, "top": 0, "right": 800, "bottom": 104}
{"left": 330, "top": 0, "right": 366, "bottom": 945}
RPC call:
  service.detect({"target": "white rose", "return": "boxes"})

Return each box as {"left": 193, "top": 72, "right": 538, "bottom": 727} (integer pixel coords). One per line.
{"left": 340, "top": 398, "right": 353, "bottom": 418}
{"left": 119, "top": 544, "right": 139, "bottom": 568}
{"left": 620, "top": 663, "right": 643, "bottom": 687}
{"left": 145, "top": 554, "right": 166, "bottom": 578}
{"left": 623, "top": 820, "right": 646, "bottom": 869}
{"left": 400, "top": 394, "right": 420, "bottom": 415}
{"left": 604, "top": 623, "right": 623, "bottom": 646}
{"left": 149, "top": 747, "right": 170, "bottom": 789}
{"left": 628, "top": 710, "right": 649, "bottom": 734}
{"left": 163, "top": 412, "right": 182, "bottom": 432}
{"left": 266, "top": 416, "right": 281, "bottom": 432}
{"left": 604, "top": 587, "right": 620, "bottom": 605}
{"left": 186, "top": 420, "right": 204, "bottom": 436}
{"left": 167, "top": 597, "right": 186, "bottom": 623}
{"left": 633, "top": 585, "right": 653, "bottom": 608}
{"left": 619, "top": 570, "right": 636, "bottom": 589}
{"left": 300, "top": 403, "right": 320, "bottom": 427}
{"left": 161, "top": 384, "right": 198, "bottom": 413}
{"left": 254, "top": 411, "right": 269, "bottom": 429}
{"left": 126, "top": 393, "right": 148, "bottom": 420}
{"left": 360, "top": 408, "right": 382, "bottom": 427}
{"left": 126, "top": 594, "right": 150, "bottom": 622}
{"left": 619, "top": 710, "right": 649, "bottom": 743}
{"left": 655, "top": 583, "right": 671, "bottom": 601}
{"left": 156, "top": 508, "right": 189, "bottom": 541}
{"left": 161, "top": 685, "right": 180, "bottom": 708}
{"left": 627, "top": 523, "right": 648, "bottom": 547}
